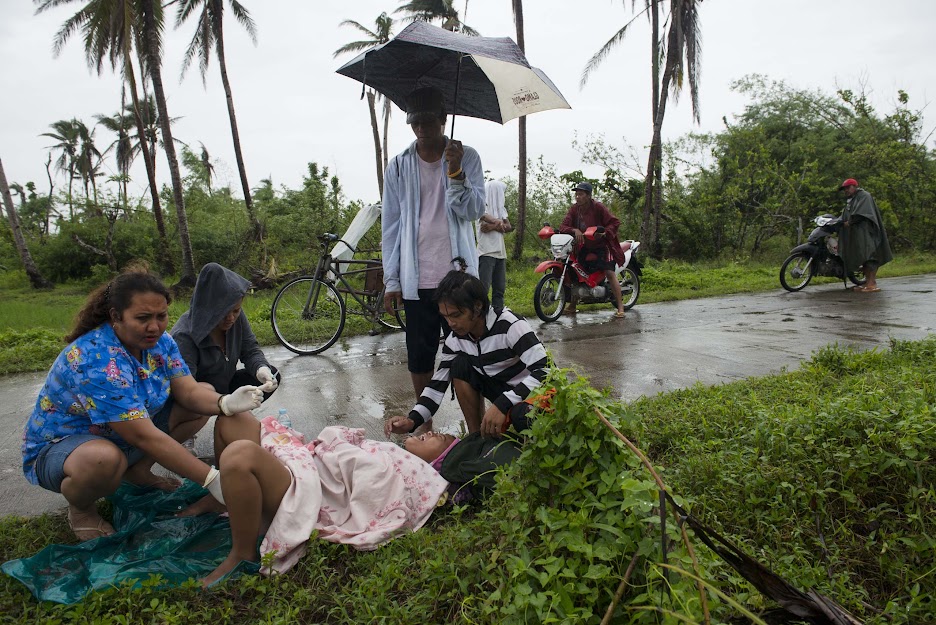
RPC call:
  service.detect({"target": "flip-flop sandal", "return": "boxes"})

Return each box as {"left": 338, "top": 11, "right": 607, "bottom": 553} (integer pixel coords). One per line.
{"left": 860, "top": 286, "right": 881, "bottom": 292}
{"left": 68, "top": 509, "right": 116, "bottom": 541}
{"left": 613, "top": 311, "right": 626, "bottom": 318}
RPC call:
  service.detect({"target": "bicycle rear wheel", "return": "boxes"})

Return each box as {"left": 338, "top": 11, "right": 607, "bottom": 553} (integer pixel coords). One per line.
{"left": 271, "top": 278, "right": 346, "bottom": 354}
{"left": 375, "top": 286, "right": 406, "bottom": 330}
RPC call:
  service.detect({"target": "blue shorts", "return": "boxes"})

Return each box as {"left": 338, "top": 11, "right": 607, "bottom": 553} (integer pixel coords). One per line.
{"left": 33, "top": 399, "right": 174, "bottom": 493}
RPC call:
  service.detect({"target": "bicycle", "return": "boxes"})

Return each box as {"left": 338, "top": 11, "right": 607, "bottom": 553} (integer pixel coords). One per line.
{"left": 271, "top": 233, "right": 405, "bottom": 355}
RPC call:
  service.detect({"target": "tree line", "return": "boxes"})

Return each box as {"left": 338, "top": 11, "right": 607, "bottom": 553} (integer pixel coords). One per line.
{"left": 3, "top": 2, "right": 933, "bottom": 290}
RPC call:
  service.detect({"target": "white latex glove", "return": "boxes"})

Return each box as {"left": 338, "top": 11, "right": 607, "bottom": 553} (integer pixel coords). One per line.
{"left": 219, "top": 385, "right": 263, "bottom": 416}
{"left": 203, "top": 467, "right": 225, "bottom": 504}
{"left": 256, "top": 366, "right": 278, "bottom": 393}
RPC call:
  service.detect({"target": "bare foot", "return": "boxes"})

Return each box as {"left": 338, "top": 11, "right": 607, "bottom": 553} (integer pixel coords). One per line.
{"left": 176, "top": 494, "right": 226, "bottom": 518}
{"left": 68, "top": 505, "right": 116, "bottom": 541}
{"left": 124, "top": 465, "right": 181, "bottom": 492}
{"left": 201, "top": 553, "right": 248, "bottom": 588}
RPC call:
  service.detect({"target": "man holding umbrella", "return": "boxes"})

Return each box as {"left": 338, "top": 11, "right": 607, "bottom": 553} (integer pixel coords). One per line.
{"left": 382, "top": 86, "right": 486, "bottom": 403}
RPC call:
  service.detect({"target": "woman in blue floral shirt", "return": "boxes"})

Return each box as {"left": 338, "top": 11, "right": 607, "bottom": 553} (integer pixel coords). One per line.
{"left": 22, "top": 269, "right": 265, "bottom": 541}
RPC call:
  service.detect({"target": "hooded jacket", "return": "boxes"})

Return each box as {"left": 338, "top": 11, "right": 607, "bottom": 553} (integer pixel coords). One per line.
{"left": 170, "top": 263, "right": 270, "bottom": 394}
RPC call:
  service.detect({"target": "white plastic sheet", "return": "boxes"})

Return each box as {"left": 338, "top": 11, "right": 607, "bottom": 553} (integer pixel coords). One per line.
{"left": 328, "top": 204, "right": 381, "bottom": 279}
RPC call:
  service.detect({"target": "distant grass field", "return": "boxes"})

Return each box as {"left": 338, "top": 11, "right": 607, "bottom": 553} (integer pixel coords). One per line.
{"left": 1, "top": 252, "right": 935, "bottom": 375}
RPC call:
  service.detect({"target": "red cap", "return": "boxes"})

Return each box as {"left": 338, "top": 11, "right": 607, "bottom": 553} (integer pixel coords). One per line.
{"left": 839, "top": 178, "right": 859, "bottom": 190}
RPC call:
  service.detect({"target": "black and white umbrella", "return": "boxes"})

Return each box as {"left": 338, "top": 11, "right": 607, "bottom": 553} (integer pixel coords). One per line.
{"left": 336, "top": 21, "right": 570, "bottom": 127}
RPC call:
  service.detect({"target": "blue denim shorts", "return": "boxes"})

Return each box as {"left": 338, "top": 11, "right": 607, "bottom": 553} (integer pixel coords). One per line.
{"left": 34, "top": 399, "right": 174, "bottom": 493}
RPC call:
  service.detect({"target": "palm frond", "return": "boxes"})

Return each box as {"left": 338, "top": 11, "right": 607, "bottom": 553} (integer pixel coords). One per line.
{"left": 579, "top": 6, "right": 648, "bottom": 88}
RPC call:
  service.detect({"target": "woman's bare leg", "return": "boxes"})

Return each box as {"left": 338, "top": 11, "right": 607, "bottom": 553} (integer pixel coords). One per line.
{"left": 213, "top": 411, "right": 262, "bottom": 461}
{"left": 60, "top": 440, "right": 126, "bottom": 539}
{"left": 201, "top": 439, "right": 292, "bottom": 586}
{"left": 177, "top": 411, "right": 262, "bottom": 518}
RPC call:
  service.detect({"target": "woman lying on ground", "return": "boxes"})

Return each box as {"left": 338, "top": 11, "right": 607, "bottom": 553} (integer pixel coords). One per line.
{"left": 21, "top": 268, "right": 264, "bottom": 542}
{"left": 182, "top": 407, "right": 533, "bottom": 587}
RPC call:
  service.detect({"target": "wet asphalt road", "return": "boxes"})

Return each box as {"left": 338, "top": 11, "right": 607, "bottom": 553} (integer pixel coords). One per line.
{"left": 1, "top": 274, "right": 933, "bottom": 518}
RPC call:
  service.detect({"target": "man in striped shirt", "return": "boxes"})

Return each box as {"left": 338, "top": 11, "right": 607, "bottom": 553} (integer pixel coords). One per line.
{"left": 385, "top": 270, "right": 549, "bottom": 438}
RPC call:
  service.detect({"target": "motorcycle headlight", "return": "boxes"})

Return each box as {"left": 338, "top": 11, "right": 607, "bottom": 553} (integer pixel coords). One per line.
{"left": 551, "top": 241, "right": 571, "bottom": 256}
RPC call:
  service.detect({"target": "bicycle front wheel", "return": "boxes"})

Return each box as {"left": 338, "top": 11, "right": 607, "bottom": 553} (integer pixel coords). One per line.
{"left": 271, "top": 278, "right": 346, "bottom": 354}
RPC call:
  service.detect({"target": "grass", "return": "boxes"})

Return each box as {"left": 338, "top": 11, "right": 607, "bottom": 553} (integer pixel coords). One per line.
{"left": 1, "top": 336, "right": 933, "bottom": 623}
{"left": 1, "top": 251, "right": 935, "bottom": 374}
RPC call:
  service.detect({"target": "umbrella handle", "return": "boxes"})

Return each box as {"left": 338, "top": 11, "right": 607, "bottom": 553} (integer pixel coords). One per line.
{"left": 449, "top": 53, "right": 463, "bottom": 140}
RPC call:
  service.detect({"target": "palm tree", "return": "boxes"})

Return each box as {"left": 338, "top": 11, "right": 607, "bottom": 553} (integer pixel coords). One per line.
{"left": 95, "top": 87, "right": 135, "bottom": 210}
{"left": 140, "top": 0, "right": 197, "bottom": 286}
{"left": 510, "top": 0, "right": 527, "bottom": 260}
{"left": 175, "top": 0, "right": 260, "bottom": 231}
{"left": 0, "top": 158, "right": 52, "bottom": 288}
{"left": 334, "top": 12, "right": 394, "bottom": 199}
{"left": 74, "top": 120, "right": 103, "bottom": 206}
{"left": 35, "top": 0, "right": 174, "bottom": 272}
{"left": 581, "top": 0, "right": 702, "bottom": 256}
{"left": 395, "top": 0, "right": 478, "bottom": 34}
{"left": 198, "top": 142, "right": 215, "bottom": 194}
{"left": 40, "top": 118, "right": 81, "bottom": 218}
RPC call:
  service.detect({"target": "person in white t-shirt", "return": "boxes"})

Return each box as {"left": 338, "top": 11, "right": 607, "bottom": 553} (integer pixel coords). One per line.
{"left": 382, "top": 86, "right": 486, "bottom": 401}
{"left": 477, "top": 179, "right": 512, "bottom": 309}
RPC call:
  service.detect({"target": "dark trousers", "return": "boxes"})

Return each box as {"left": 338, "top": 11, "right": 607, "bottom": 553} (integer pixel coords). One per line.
{"left": 449, "top": 354, "right": 533, "bottom": 431}
{"left": 478, "top": 255, "right": 507, "bottom": 309}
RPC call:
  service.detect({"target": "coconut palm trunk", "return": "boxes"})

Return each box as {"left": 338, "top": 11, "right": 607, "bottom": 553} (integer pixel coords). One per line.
{"left": 141, "top": 0, "right": 196, "bottom": 287}
{"left": 642, "top": 53, "right": 675, "bottom": 258}
{"left": 382, "top": 97, "right": 390, "bottom": 172}
{"left": 641, "top": 0, "right": 660, "bottom": 252}
{"left": 0, "top": 158, "right": 52, "bottom": 289}
{"left": 213, "top": 22, "right": 259, "bottom": 231}
{"left": 511, "top": 0, "right": 527, "bottom": 260}
{"left": 126, "top": 63, "right": 174, "bottom": 273}
{"left": 366, "top": 90, "right": 384, "bottom": 198}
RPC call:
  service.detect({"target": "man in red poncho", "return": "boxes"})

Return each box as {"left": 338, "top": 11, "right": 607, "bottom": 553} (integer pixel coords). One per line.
{"left": 559, "top": 182, "right": 626, "bottom": 317}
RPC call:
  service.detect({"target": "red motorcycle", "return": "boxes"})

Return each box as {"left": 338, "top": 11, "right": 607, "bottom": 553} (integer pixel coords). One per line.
{"left": 533, "top": 224, "right": 642, "bottom": 322}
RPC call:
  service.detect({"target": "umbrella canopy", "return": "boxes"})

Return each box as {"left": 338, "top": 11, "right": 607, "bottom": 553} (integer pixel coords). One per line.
{"left": 336, "top": 21, "right": 570, "bottom": 125}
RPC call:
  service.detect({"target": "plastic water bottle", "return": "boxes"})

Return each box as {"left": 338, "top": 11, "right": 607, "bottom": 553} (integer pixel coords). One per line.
{"left": 277, "top": 408, "right": 292, "bottom": 428}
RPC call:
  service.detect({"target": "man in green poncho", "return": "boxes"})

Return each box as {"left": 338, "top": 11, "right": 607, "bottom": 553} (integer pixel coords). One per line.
{"left": 839, "top": 178, "right": 892, "bottom": 292}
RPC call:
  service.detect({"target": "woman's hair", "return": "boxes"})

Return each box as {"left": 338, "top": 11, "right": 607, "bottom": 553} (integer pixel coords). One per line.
{"left": 433, "top": 269, "right": 490, "bottom": 317}
{"left": 66, "top": 268, "right": 171, "bottom": 342}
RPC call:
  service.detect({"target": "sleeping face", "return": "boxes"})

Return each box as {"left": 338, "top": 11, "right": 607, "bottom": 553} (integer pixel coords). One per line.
{"left": 405, "top": 431, "right": 456, "bottom": 464}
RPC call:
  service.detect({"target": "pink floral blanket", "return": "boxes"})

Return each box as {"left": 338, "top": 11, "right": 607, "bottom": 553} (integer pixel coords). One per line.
{"left": 257, "top": 417, "right": 449, "bottom": 575}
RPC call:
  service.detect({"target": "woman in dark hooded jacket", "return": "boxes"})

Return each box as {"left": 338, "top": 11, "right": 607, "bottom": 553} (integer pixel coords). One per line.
{"left": 171, "top": 263, "right": 280, "bottom": 402}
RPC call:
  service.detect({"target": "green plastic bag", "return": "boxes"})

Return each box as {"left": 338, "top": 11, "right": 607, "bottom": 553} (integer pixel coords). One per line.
{"left": 1, "top": 480, "right": 257, "bottom": 604}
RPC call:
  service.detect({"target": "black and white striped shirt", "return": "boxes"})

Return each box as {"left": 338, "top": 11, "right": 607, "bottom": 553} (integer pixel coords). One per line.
{"left": 409, "top": 307, "right": 549, "bottom": 426}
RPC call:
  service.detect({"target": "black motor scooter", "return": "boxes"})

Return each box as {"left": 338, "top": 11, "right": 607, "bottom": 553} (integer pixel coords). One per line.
{"left": 779, "top": 214, "right": 866, "bottom": 292}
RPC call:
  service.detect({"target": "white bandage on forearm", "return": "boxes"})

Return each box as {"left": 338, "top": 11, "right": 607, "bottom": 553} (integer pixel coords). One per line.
{"left": 203, "top": 466, "right": 225, "bottom": 504}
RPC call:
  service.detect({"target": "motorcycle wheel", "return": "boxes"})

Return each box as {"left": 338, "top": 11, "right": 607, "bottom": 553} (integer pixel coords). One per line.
{"left": 534, "top": 274, "right": 566, "bottom": 322}
{"left": 779, "top": 252, "right": 814, "bottom": 292}
{"left": 617, "top": 268, "right": 640, "bottom": 310}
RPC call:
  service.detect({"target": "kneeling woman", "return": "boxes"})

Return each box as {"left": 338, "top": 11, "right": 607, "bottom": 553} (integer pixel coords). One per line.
{"left": 21, "top": 269, "right": 264, "bottom": 542}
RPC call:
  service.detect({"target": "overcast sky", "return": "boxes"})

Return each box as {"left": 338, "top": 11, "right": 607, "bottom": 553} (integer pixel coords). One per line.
{"left": 3, "top": 0, "right": 935, "bottom": 207}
